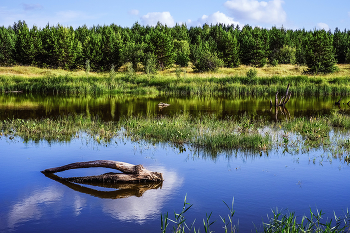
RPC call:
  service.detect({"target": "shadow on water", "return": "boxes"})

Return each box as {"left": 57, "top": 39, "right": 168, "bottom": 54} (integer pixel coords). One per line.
{"left": 43, "top": 172, "right": 163, "bottom": 199}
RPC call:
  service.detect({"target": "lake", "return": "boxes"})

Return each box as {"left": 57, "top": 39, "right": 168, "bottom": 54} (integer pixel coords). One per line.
{"left": 0, "top": 93, "right": 349, "bottom": 232}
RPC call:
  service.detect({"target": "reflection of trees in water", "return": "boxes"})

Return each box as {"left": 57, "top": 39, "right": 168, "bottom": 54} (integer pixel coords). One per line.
{"left": 1, "top": 93, "right": 349, "bottom": 121}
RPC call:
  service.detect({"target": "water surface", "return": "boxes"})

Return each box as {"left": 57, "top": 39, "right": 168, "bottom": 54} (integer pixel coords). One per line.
{"left": 0, "top": 94, "right": 349, "bottom": 232}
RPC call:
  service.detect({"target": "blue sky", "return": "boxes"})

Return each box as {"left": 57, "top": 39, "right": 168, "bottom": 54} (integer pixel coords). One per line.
{"left": 1, "top": 0, "right": 349, "bottom": 31}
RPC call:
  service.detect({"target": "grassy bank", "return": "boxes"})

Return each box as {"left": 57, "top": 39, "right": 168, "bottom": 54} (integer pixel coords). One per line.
{"left": 1, "top": 112, "right": 350, "bottom": 160}
{"left": 1, "top": 65, "right": 350, "bottom": 95}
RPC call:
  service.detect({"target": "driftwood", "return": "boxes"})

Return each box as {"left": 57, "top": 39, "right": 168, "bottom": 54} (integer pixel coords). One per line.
{"left": 43, "top": 172, "right": 162, "bottom": 199}
{"left": 158, "top": 102, "right": 170, "bottom": 107}
{"left": 270, "top": 84, "right": 292, "bottom": 108}
{"left": 5, "top": 91, "right": 23, "bottom": 93}
{"left": 335, "top": 97, "right": 342, "bottom": 105}
{"left": 41, "top": 160, "right": 163, "bottom": 183}
{"left": 269, "top": 84, "right": 292, "bottom": 121}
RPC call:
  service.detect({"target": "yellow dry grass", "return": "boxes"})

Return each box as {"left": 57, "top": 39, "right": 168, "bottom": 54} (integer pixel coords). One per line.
{"left": 1, "top": 64, "right": 350, "bottom": 78}
{"left": 0, "top": 66, "right": 102, "bottom": 78}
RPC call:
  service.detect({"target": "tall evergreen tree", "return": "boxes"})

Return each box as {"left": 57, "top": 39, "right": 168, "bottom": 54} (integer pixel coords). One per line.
{"left": 222, "top": 32, "right": 240, "bottom": 67}
{"left": 0, "top": 26, "right": 16, "bottom": 65}
{"left": 149, "top": 28, "right": 175, "bottom": 69}
{"left": 306, "top": 29, "right": 337, "bottom": 74}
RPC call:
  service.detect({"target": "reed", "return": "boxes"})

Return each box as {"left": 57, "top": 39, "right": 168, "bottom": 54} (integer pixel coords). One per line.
{"left": 1, "top": 112, "right": 350, "bottom": 156}
{"left": 119, "top": 113, "right": 271, "bottom": 154}
{"left": 0, "top": 115, "right": 118, "bottom": 143}
{"left": 161, "top": 197, "right": 350, "bottom": 233}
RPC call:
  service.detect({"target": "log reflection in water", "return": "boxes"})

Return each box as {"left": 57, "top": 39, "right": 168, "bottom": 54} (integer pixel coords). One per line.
{"left": 43, "top": 172, "right": 163, "bottom": 199}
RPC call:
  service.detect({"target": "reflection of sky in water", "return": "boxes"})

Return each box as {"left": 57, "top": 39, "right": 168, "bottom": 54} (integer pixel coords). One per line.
{"left": 5, "top": 168, "right": 181, "bottom": 229}
{"left": 8, "top": 186, "right": 63, "bottom": 229}
{"left": 102, "top": 170, "right": 182, "bottom": 223}
{"left": 1, "top": 135, "right": 349, "bottom": 232}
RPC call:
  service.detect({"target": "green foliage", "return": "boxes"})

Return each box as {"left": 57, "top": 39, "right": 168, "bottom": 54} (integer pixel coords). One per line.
{"left": 0, "top": 26, "right": 16, "bottom": 65}
{"left": 271, "top": 59, "right": 279, "bottom": 67}
{"left": 222, "top": 32, "right": 240, "bottom": 68}
{"left": 150, "top": 27, "right": 175, "bottom": 69}
{"left": 120, "top": 41, "right": 145, "bottom": 71}
{"left": 305, "top": 30, "right": 337, "bottom": 74}
{"left": 1, "top": 22, "right": 350, "bottom": 71}
{"left": 173, "top": 39, "right": 190, "bottom": 67}
{"left": 143, "top": 52, "right": 158, "bottom": 74}
{"left": 277, "top": 45, "right": 296, "bottom": 64}
{"left": 345, "top": 48, "right": 350, "bottom": 64}
{"left": 192, "top": 43, "right": 224, "bottom": 72}
{"left": 246, "top": 68, "right": 258, "bottom": 78}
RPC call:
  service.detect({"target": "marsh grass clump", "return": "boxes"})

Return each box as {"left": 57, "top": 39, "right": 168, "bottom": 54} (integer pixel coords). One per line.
{"left": 162, "top": 197, "right": 350, "bottom": 233}
{"left": 263, "top": 208, "right": 350, "bottom": 233}
{"left": 118, "top": 113, "right": 272, "bottom": 155}
{"left": 0, "top": 115, "right": 118, "bottom": 143}
{"left": 281, "top": 116, "right": 330, "bottom": 147}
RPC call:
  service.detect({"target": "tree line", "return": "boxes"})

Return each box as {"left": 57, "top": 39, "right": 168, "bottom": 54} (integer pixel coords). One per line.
{"left": 1, "top": 20, "right": 349, "bottom": 74}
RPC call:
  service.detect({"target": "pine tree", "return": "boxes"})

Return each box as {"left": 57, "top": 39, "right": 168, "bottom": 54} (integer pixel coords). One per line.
{"left": 306, "top": 30, "right": 337, "bottom": 74}
{"left": 14, "top": 20, "right": 31, "bottom": 65}
{"left": 173, "top": 39, "right": 190, "bottom": 67}
{"left": 222, "top": 32, "right": 240, "bottom": 68}
{"left": 149, "top": 29, "right": 175, "bottom": 69}
{"left": 0, "top": 26, "right": 16, "bottom": 65}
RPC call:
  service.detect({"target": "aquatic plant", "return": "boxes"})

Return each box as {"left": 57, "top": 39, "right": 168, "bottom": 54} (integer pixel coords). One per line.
{"left": 2, "top": 112, "right": 350, "bottom": 157}
{"left": 161, "top": 197, "right": 350, "bottom": 233}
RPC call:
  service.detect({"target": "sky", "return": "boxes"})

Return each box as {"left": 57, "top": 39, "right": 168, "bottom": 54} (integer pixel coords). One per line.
{"left": 0, "top": 0, "right": 349, "bottom": 31}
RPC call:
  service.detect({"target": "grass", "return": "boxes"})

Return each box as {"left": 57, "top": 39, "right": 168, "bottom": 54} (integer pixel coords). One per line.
{"left": 161, "top": 196, "right": 350, "bottom": 233}
{"left": 1, "top": 111, "right": 350, "bottom": 159}
{"left": 0, "top": 115, "right": 118, "bottom": 143}
{"left": 2, "top": 64, "right": 350, "bottom": 78}
{"left": 1, "top": 65, "right": 350, "bottom": 95}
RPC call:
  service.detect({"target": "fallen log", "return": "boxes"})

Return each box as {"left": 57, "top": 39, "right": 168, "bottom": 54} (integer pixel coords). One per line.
{"left": 41, "top": 160, "right": 163, "bottom": 183}
{"left": 5, "top": 91, "right": 23, "bottom": 93}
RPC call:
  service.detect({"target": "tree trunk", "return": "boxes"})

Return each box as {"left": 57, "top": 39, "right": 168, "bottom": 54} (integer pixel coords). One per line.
{"left": 42, "top": 160, "right": 163, "bottom": 183}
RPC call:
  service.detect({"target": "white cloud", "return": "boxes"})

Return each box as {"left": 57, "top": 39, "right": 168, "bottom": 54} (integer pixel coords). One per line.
{"left": 129, "top": 9, "right": 139, "bottom": 16}
{"left": 0, "top": 6, "right": 98, "bottom": 28}
{"left": 141, "top": 12, "right": 175, "bottom": 27}
{"left": 317, "top": 22, "right": 329, "bottom": 31}
{"left": 192, "top": 11, "right": 240, "bottom": 26}
{"left": 22, "top": 4, "right": 43, "bottom": 11}
{"left": 224, "top": 0, "right": 286, "bottom": 24}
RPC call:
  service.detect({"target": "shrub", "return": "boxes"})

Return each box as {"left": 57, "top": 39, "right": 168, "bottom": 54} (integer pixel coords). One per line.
{"left": 193, "top": 50, "right": 224, "bottom": 72}
{"left": 246, "top": 68, "right": 258, "bottom": 79}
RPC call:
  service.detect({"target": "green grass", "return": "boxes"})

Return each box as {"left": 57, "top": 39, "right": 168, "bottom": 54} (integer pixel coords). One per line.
{"left": 1, "top": 111, "right": 350, "bottom": 158}
{"left": 1, "top": 65, "right": 350, "bottom": 95}
{"left": 0, "top": 115, "right": 118, "bottom": 143}
{"left": 161, "top": 196, "right": 350, "bottom": 233}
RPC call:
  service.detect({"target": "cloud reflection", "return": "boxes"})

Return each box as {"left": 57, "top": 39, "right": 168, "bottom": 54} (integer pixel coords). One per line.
{"left": 8, "top": 186, "right": 63, "bottom": 229}
{"left": 101, "top": 169, "right": 182, "bottom": 223}
{"left": 7, "top": 167, "right": 182, "bottom": 228}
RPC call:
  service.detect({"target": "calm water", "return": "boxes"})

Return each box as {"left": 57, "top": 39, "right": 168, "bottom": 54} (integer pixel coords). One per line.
{"left": 0, "top": 94, "right": 349, "bottom": 232}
